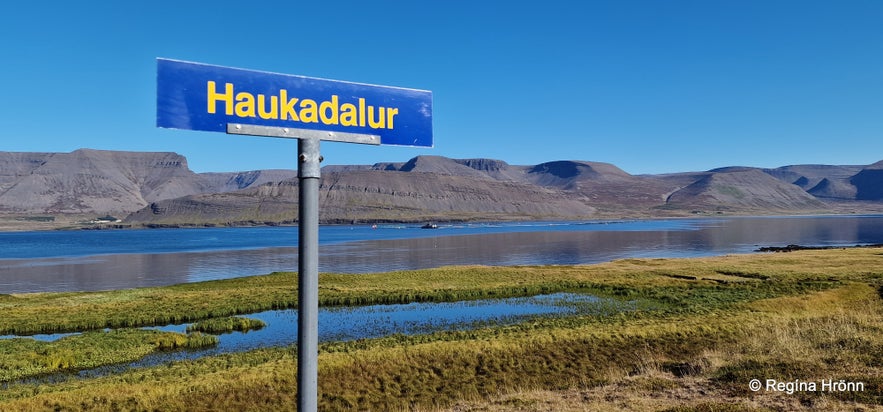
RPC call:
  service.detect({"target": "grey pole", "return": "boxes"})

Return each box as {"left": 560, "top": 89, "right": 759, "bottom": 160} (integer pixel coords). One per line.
{"left": 225, "top": 124, "right": 380, "bottom": 411}
{"left": 297, "top": 137, "right": 321, "bottom": 412}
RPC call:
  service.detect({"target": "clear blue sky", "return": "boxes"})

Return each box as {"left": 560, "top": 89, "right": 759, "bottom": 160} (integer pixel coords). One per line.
{"left": 2, "top": 1, "right": 881, "bottom": 174}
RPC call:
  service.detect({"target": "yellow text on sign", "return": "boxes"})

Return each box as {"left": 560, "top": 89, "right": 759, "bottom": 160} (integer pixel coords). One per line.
{"left": 206, "top": 82, "right": 399, "bottom": 130}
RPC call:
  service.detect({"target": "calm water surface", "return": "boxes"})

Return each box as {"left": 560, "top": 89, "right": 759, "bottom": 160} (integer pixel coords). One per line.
{"left": 1, "top": 216, "right": 882, "bottom": 293}
{"left": 1, "top": 293, "right": 616, "bottom": 343}
{"left": 5, "top": 292, "right": 622, "bottom": 383}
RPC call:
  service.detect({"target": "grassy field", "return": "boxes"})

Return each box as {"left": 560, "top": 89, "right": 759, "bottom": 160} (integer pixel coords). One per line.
{"left": 0, "top": 248, "right": 881, "bottom": 410}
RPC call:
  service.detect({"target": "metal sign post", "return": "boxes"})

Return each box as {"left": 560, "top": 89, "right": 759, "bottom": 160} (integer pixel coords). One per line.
{"left": 227, "top": 126, "right": 379, "bottom": 412}
{"left": 296, "top": 137, "right": 321, "bottom": 412}
{"left": 157, "top": 58, "right": 432, "bottom": 412}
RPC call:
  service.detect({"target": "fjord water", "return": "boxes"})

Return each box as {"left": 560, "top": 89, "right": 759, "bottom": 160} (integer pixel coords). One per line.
{"left": 1, "top": 216, "right": 882, "bottom": 293}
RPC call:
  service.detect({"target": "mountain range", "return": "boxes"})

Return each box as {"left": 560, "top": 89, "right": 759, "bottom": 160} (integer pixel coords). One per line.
{"left": 1, "top": 149, "right": 881, "bottom": 229}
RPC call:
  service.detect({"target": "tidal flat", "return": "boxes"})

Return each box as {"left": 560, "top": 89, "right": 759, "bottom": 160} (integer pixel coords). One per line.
{"left": 0, "top": 248, "right": 881, "bottom": 411}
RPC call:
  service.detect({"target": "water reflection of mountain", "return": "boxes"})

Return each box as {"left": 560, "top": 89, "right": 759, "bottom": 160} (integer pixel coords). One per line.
{"left": 0, "top": 249, "right": 297, "bottom": 294}
{"left": 703, "top": 216, "right": 883, "bottom": 251}
{"left": 324, "top": 230, "right": 712, "bottom": 272}
{"left": 2, "top": 216, "right": 882, "bottom": 293}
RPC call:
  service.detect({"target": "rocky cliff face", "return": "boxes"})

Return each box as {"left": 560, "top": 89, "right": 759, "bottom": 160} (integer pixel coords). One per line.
{"left": 0, "top": 149, "right": 199, "bottom": 215}
{"left": 851, "top": 161, "right": 883, "bottom": 201}
{"left": 125, "top": 170, "right": 599, "bottom": 225}
{"left": 0, "top": 149, "right": 296, "bottom": 216}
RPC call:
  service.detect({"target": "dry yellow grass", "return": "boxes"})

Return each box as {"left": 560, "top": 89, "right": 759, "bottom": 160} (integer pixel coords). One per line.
{"left": 436, "top": 283, "right": 883, "bottom": 412}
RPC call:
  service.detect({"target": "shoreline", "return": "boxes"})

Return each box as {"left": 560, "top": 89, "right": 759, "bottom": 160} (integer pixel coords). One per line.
{"left": 2, "top": 208, "right": 883, "bottom": 233}
{"left": 756, "top": 243, "right": 883, "bottom": 252}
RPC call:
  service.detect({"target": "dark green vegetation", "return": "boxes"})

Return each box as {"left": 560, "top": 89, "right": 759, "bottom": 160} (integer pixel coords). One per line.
{"left": 186, "top": 316, "right": 266, "bottom": 334}
{"left": 0, "top": 330, "right": 217, "bottom": 382}
{"left": 0, "top": 274, "right": 295, "bottom": 335}
{"left": 0, "top": 248, "right": 881, "bottom": 411}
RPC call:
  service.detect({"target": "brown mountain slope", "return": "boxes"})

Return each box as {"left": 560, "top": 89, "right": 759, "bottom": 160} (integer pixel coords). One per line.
{"left": 125, "top": 170, "right": 599, "bottom": 225}
{"left": 127, "top": 155, "right": 883, "bottom": 226}
{"left": 515, "top": 161, "right": 679, "bottom": 211}
{"left": 764, "top": 164, "right": 864, "bottom": 191}
{"left": 523, "top": 160, "right": 631, "bottom": 188}
{"left": 0, "top": 149, "right": 204, "bottom": 215}
{"left": 807, "top": 178, "right": 858, "bottom": 200}
{"left": 664, "top": 169, "right": 826, "bottom": 212}
{"left": 851, "top": 160, "right": 883, "bottom": 201}
{"left": 199, "top": 170, "right": 299, "bottom": 192}
{"left": 4, "top": 149, "right": 882, "bottom": 227}
{"left": 0, "top": 149, "right": 298, "bottom": 216}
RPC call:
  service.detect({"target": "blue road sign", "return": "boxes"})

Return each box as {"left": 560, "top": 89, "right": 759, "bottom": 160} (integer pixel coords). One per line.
{"left": 157, "top": 58, "right": 433, "bottom": 147}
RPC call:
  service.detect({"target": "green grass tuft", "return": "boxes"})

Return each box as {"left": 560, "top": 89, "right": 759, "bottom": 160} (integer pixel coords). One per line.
{"left": 186, "top": 316, "right": 266, "bottom": 334}
{"left": 0, "top": 329, "right": 217, "bottom": 382}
